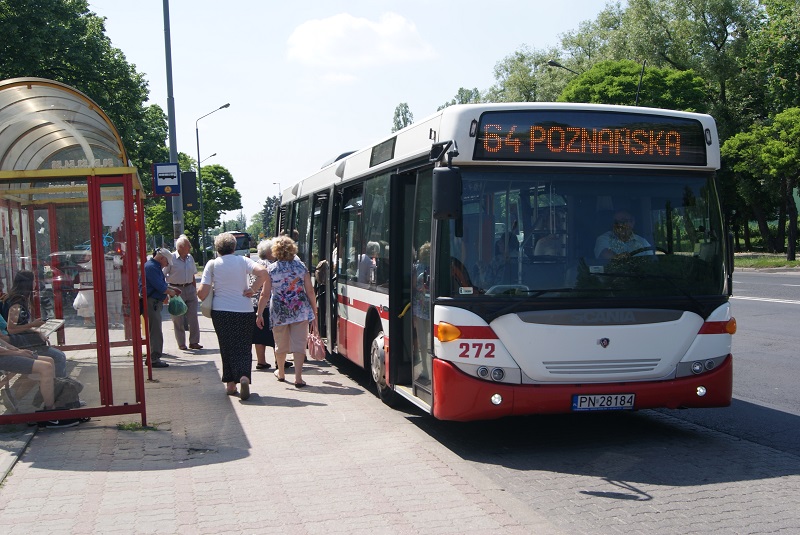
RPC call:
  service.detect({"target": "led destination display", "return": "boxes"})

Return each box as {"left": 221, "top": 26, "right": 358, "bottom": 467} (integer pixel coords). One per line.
{"left": 473, "top": 110, "right": 708, "bottom": 166}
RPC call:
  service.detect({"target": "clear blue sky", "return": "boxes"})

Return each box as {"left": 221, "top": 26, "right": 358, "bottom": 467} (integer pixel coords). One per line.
{"left": 88, "top": 0, "right": 607, "bottom": 225}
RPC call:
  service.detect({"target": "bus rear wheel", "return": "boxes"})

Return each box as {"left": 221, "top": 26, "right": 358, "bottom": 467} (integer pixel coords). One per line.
{"left": 370, "top": 332, "right": 397, "bottom": 406}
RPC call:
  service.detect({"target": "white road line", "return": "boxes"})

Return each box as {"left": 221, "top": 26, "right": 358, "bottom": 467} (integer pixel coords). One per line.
{"left": 731, "top": 295, "right": 800, "bottom": 305}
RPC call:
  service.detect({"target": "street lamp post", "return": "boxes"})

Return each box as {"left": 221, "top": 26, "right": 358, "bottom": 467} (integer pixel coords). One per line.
{"left": 196, "top": 103, "right": 230, "bottom": 264}
{"left": 273, "top": 182, "right": 281, "bottom": 235}
{"left": 547, "top": 59, "right": 579, "bottom": 75}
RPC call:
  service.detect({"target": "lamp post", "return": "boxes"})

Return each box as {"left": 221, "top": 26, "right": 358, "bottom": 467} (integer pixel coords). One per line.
{"left": 273, "top": 182, "right": 281, "bottom": 235}
{"left": 547, "top": 59, "right": 579, "bottom": 75}
{"left": 196, "top": 103, "right": 230, "bottom": 264}
{"left": 200, "top": 153, "right": 217, "bottom": 165}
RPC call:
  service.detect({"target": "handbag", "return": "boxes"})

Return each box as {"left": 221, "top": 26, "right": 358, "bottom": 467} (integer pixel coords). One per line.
{"left": 307, "top": 321, "right": 326, "bottom": 361}
{"left": 200, "top": 259, "right": 216, "bottom": 318}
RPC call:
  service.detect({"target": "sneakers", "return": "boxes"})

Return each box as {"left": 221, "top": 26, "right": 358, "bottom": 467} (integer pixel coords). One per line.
{"left": 39, "top": 418, "right": 81, "bottom": 429}
{"left": 151, "top": 360, "right": 170, "bottom": 368}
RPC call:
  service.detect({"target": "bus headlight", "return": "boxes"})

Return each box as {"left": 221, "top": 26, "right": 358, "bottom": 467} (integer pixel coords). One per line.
{"left": 490, "top": 368, "right": 505, "bottom": 381}
{"left": 691, "top": 361, "right": 704, "bottom": 374}
{"left": 477, "top": 366, "right": 489, "bottom": 379}
{"left": 491, "top": 394, "right": 503, "bottom": 405}
{"left": 696, "top": 386, "right": 707, "bottom": 397}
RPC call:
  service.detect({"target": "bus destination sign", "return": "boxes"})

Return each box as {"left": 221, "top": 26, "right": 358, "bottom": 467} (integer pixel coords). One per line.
{"left": 473, "top": 110, "right": 707, "bottom": 166}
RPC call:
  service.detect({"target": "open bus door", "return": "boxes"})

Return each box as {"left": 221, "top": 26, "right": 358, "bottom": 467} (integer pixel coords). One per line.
{"left": 387, "top": 171, "right": 415, "bottom": 397}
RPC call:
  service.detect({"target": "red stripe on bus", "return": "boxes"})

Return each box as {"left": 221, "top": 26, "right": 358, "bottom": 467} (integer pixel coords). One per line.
{"left": 337, "top": 293, "right": 389, "bottom": 319}
{"left": 433, "top": 324, "right": 496, "bottom": 339}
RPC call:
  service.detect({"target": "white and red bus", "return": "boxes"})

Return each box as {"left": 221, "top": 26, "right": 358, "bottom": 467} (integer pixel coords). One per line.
{"left": 278, "top": 103, "right": 735, "bottom": 421}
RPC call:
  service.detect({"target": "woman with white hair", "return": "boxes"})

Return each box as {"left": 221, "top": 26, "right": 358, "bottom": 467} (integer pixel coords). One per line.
{"left": 251, "top": 239, "right": 278, "bottom": 371}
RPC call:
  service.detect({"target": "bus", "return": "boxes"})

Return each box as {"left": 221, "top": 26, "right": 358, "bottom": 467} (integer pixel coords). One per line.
{"left": 228, "top": 231, "right": 253, "bottom": 256}
{"left": 278, "top": 103, "right": 735, "bottom": 421}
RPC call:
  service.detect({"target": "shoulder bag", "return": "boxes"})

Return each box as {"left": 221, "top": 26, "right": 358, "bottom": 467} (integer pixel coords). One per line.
{"left": 200, "top": 259, "right": 216, "bottom": 318}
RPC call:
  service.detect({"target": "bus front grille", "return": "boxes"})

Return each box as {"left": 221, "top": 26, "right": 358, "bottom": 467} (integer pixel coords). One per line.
{"left": 542, "top": 359, "right": 661, "bottom": 375}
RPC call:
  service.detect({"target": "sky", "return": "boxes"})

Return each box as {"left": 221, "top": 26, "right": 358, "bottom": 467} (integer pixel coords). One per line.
{"left": 87, "top": 0, "right": 608, "bottom": 226}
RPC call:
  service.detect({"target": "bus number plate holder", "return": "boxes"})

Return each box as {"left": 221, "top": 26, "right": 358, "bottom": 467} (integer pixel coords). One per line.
{"left": 572, "top": 394, "right": 635, "bottom": 411}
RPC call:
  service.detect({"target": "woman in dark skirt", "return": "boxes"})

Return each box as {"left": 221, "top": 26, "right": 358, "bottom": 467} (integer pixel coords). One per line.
{"left": 197, "top": 233, "right": 267, "bottom": 400}
{"left": 251, "top": 239, "right": 275, "bottom": 369}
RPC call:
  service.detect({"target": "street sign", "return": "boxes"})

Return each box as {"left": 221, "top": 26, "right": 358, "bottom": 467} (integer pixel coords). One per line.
{"left": 153, "top": 162, "right": 181, "bottom": 196}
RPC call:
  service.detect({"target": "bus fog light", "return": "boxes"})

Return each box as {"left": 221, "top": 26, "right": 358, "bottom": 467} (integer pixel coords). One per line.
{"left": 491, "top": 368, "right": 505, "bottom": 381}
{"left": 491, "top": 394, "right": 503, "bottom": 405}
{"left": 477, "top": 366, "right": 489, "bottom": 379}
{"left": 696, "top": 386, "right": 707, "bottom": 397}
{"left": 704, "top": 360, "right": 716, "bottom": 371}
{"left": 691, "top": 361, "right": 703, "bottom": 374}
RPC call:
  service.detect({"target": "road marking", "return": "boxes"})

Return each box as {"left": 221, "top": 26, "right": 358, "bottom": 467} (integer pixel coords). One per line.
{"left": 731, "top": 295, "right": 800, "bottom": 305}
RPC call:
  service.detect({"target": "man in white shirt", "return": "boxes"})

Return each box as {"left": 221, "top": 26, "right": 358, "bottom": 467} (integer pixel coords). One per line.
{"left": 594, "top": 210, "right": 653, "bottom": 259}
{"left": 164, "top": 235, "right": 202, "bottom": 350}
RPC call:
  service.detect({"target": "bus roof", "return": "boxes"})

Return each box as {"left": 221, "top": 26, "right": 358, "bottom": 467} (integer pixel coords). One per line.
{"left": 281, "top": 102, "right": 720, "bottom": 204}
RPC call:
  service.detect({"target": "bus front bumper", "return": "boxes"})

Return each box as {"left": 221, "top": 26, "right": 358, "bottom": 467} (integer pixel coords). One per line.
{"left": 431, "top": 355, "right": 733, "bottom": 421}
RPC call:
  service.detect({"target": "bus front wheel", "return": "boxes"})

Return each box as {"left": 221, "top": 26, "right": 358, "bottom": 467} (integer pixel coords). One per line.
{"left": 370, "top": 332, "right": 398, "bottom": 406}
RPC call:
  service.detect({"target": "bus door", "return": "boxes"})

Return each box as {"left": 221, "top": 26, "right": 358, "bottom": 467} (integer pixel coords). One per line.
{"left": 409, "top": 170, "right": 434, "bottom": 403}
{"left": 388, "top": 172, "right": 415, "bottom": 389}
{"left": 309, "top": 192, "right": 329, "bottom": 339}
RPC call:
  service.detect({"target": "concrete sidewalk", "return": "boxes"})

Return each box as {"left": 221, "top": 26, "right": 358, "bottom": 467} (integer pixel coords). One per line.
{"left": 0, "top": 311, "right": 562, "bottom": 534}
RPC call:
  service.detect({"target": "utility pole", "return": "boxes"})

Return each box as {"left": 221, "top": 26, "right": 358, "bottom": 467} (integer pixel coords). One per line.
{"left": 163, "top": 0, "right": 183, "bottom": 241}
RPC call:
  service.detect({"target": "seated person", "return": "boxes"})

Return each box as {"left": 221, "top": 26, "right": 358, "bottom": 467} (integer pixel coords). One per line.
{"left": 594, "top": 210, "right": 653, "bottom": 259}
{"left": 357, "top": 241, "right": 381, "bottom": 284}
{"left": 0, "top": 339, "right": 81, "bottom": 426}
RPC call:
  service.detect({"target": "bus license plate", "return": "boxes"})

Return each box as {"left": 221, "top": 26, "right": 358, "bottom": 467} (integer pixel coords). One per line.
{"left": 572, "top": 394, "right": 635, "bottom": 411}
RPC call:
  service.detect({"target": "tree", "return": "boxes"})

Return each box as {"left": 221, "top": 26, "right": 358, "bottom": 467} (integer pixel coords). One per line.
{"left": 259, "top": 196, "right": 281, "bottom": 237}
{"left": 0, "top": 0, "right": 163, "bottom": 183}
{"left": 197, "top": 164, "right": 243, "bottom": 231}
{"left": 437, "top": 87, "right": 482, "bottom": 111}
{"left": 391, "top": 103, "right": 414, "bottom": 132}
{"left": 746, "top": 0, "right": 800, "bottom": 115}
{"left": 558, "top": 60, "right": 707, "bottom": 111}
{"left": 616, "top": 0, "right": 763, "bottom": 138}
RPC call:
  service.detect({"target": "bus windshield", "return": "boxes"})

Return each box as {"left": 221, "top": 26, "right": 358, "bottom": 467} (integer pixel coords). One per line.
{"left": 443, "top": 168, "right": 725, "bottom": 300}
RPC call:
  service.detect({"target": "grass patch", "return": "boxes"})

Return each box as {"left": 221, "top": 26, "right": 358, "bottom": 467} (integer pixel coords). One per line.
{"left": 734, "top": 254, "right": 800, "bottom": 269}
{"left": 117, "top": 421, "right": 159, "bottom": 431}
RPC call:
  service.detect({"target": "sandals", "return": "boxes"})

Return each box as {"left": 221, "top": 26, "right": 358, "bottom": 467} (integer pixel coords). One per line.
{"left": 294, "top": 380, "right": 307, "bottom": 388}
{"left": 273, "top": 369, "right": 285, "bottom": 382}
{"left": 255, "top": 363, "right": 271, "bottom": 370}
{"left": 226, "top": 389, "right": 239, "bottom": 396}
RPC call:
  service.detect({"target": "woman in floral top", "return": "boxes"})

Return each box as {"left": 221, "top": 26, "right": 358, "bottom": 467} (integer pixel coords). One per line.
{"left": 256, "top": 235, "right": 317, "bottom": 386}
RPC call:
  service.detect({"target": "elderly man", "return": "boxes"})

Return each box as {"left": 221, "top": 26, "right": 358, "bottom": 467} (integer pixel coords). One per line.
{"left": 594, "top": 210, "right": 653, "bottom": 259}
{"left": 145, "top": 248, "right": 177, "bottom": 368}
{"left": 164, "top": 235, "right": 202, "bottom": 351}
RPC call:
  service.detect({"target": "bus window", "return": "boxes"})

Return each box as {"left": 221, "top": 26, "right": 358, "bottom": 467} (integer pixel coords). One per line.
{"left": 291, "top": 198, "right": 311, "bottom": 264}
{"left": 338, "top": 185, "right": 363, "bottom": 282}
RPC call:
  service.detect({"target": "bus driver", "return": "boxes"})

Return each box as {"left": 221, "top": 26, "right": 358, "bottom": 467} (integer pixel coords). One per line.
{"left": 594, "top": 210, "right": 652, "bottom": 259}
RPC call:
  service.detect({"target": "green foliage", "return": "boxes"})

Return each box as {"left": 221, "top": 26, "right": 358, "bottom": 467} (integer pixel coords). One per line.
{"left": 437, "top": 87, "right": 482, "bottom": 111}
{"left": 391, "top": 103, "right": 414, "bottom": 132}
{"left": 0, "top": 0, "right": 160, "bottom": 182}
{"left": 558, "top": 60, "right": 707, "bottom": 110}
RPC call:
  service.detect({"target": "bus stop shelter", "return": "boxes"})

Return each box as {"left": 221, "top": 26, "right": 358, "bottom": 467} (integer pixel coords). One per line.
{"left": 0, "top": 78, "right": 149, "bottom": 426}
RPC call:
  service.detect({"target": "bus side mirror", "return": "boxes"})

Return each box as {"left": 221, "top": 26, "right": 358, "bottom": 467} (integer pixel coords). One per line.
{"left": 432, "top": 166, "right": 462, "bottom": 220}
